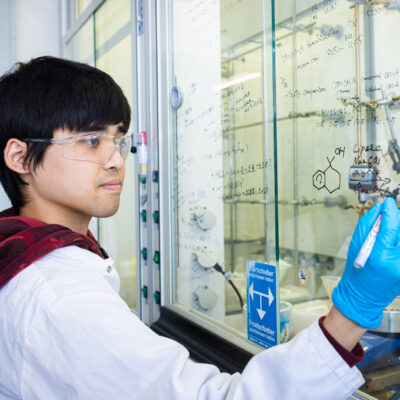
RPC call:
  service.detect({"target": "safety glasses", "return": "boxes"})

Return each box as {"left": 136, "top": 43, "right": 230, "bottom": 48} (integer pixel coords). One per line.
{"left": 24, "top": 133, "right": 132, "bottom": 165}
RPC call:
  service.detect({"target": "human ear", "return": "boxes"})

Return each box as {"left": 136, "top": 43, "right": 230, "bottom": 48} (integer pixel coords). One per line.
{"left": 4, "top": 139, "right": 30, "bottom": 174}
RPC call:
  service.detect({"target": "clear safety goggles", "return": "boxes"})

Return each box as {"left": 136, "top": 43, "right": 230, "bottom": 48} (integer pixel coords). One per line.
{"left": 24, "top": 133, "right": 131, "bottom": 165}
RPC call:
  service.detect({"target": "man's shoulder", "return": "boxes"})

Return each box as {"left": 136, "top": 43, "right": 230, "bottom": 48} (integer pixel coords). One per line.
{"left": 1, "top": 246, "right": 119, "bottom": 313}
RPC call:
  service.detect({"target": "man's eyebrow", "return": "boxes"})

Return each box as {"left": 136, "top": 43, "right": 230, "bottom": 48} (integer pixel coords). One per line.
{"left": 80, "top": 124, "right": 106, "bottom": 133}
{"left": 80, "top": 124, "right": 127, "bottom": 134}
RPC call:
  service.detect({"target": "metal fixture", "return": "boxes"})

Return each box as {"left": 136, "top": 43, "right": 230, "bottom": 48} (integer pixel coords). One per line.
{"left": 382, "top": 90, "right": 400, "bottom": 173}
{"left": 193, "top": 286, "right": 218, "bottom": 311}
{"left": 191, "top": 206, "right": 217, "bottom": 230}
{"left": 171, "top": 86, "right": 183, "bottom": 110}
{"left": 193, "top": 246, "right": 218, "bottom": 269}
{"left": 372, "top": 298, "right": 400, "bottom": 335}
{"left": 349, "top": 166, "right": 378, "bottom": 193}
{"left": 349, "top": 0, "right": 400, "bottom": 10}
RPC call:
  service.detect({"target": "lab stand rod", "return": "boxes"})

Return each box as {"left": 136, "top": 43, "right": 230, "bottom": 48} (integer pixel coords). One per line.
{"left": 224, "top": 199, "right": 266, "bottom": 205}
{"left": 342, "top": 94, "right": 400, "bottom": 109}
{"left": 222, "top": 121, "right": 264, "bottom": 135}
{"left": 273, "top": 109, "right": 344, "bottom": 122}
{"left": 224, "top": 198, "right": 379, "bottom": 214}
{"left": 273, "top": 22, "right": 317, "bottom": 42}
{"left": 355, "top": 3, "right": 363, "bottom": 153}
{"left": 226, "top": 57, "right": 236, "bottom": 272}
{"left": 221, "top": 43, "right": 263, "bottom": 65}
{"left": 363, "top": 4, "right": 378, "bottom": 148}
{"left": 350, "top": 0, "right": 389, "bottom": 4}
{"left": 221, "top": 31, "right": 265, "bottom": 62}
{"left": 232, "top": 83, "right": 239, "bottom": 268}
{"left": 261, "top": 51, "right": 267, "bottom": 259}
{"left": 291, "top": 0, "right": 299, "bottom": 273}
{"left": 224, "top": 238, "right": 266, "bottom": 245}
{"left": 275, "top": 111, "right": 319, "bottom": 122}
{"left": 382, "top": 90, "right": 397, "bottom": 141}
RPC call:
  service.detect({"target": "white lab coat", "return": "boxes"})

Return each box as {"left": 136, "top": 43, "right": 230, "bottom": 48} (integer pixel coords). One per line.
{"left": 0, "top": 246, "right": 364, "bottom": 400}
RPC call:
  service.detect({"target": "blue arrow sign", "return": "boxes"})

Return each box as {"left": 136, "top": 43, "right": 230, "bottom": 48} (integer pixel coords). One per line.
{"left": 246, "top": 260, "right": 278, "bottom": 348}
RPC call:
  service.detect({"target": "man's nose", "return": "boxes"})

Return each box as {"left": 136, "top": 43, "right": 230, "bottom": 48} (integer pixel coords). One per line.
{"left": 103, "top": 145, "right": 124, "bottom": 169}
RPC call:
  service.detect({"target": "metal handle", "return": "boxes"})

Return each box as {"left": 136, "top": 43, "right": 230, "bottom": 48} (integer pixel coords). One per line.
{"left": 171, "top": 86, "right": 183, "bottom": 110}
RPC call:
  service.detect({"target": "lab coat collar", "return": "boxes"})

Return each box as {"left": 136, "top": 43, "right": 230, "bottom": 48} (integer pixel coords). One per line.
{"left": 0, "top": 207, "right": 106, "bottom": 289}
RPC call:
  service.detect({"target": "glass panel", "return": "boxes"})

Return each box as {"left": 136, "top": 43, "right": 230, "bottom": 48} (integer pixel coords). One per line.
{"left": 94, "top": 0, "right": 130, "bottom": 50}
{"left": 65, "top": 17, "right": 95, "bottom": 65}
{"left": 169, "top": 1, "right": 400, "bottom": 394}
{"left": 75, "top": 0, "right": 93, "bottom": 19}
{"left": 169, "top": 0, "right": 276, "bottom": 344}
{"left": 95, "top": 0, "right": 136, "bottom": 310}
{"left": 274, "top": 1, "right": 359, "bottom": 316}
{"left": 274, "top": 1, "right": 400, "bottom": 398}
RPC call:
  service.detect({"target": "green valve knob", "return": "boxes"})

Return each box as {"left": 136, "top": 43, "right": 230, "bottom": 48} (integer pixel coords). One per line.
{"left": 141, "top": 248, "right": 147, "bottom": 260}
{"left": 141, "top": 210, "right": 147, "bottom": 222}
{"left": 142, "top": 286, "right": 148, "bottom": 298}
{"left": 153, "top": 211, "right": 159, "bottom": 224}
{"left": 140, "top": 176, "right": 146, "bottom": 184}
{"left": 153, "top": 251, "right": 160, "bottom": 264}
{"left": 154, "top": 291, "right": 160, "bottom": 305}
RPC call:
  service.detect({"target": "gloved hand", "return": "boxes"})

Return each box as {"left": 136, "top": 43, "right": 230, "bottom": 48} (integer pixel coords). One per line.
{"left": 332, "top": 197, "right": 400, "bottom": 329}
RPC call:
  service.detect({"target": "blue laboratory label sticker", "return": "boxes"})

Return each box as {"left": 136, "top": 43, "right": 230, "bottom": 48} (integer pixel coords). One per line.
{"left": 246, "top": 260, "right": 278, "bottom": 348}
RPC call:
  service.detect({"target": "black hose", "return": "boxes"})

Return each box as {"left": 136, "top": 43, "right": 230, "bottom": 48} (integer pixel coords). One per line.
{"left": 227, "top": 278, "right": 244, "bottom": 310}
{"left": 213, "top": 263, "right": 244, "bottom": 310}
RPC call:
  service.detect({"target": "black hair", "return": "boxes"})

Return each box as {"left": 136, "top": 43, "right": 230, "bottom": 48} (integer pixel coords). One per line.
{"left": 0, "top": 56, "right": 131, "bottom": 213}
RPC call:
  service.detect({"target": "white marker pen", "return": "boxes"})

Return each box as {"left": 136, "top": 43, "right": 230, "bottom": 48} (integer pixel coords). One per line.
{"left": 353, "top": 214, "right": 382, "bottom": 269}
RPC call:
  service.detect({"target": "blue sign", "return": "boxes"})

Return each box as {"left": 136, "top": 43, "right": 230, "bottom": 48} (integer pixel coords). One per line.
{"left": 246, "top": 260, "right": 278, "bottom": 348}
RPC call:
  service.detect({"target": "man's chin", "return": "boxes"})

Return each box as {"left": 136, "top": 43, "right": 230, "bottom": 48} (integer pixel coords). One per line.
{"left": 93, "top": 204, "right": 120, "bottom": 218}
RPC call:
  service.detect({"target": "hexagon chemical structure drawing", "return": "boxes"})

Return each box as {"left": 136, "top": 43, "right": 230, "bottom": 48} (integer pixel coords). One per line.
{"left": 312, "top": 170, "right": 326, "bottom": 190}
{"left": 325, "top": 162, "right": 341, "bottom": 193}
{"left": 312, "top": 156, "right": 341, "bottom": 194}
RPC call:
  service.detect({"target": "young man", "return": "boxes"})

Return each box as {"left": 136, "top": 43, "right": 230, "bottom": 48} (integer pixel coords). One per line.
{"left": 0, "top": 56, "right": 400, "bottom": 400}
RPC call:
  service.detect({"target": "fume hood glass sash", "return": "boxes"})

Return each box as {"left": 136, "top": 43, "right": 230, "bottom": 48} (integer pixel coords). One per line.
{"left": 159, "top": 0, "right": 278, "bottom": 355}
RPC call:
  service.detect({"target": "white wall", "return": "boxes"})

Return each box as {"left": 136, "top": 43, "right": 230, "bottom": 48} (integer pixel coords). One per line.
{"left": 0, "top": 0, "right": 61, "bottom": 210}
{"left": 0, "top": 0, "right": 14, "bottom": 76}
{"left": 14, "top": 0, "right": 61, "bottom": 62}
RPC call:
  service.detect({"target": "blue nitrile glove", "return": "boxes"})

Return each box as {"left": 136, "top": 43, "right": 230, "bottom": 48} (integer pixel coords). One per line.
{"left": 332, "top": 197, "right": 400, "bottom": 329}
